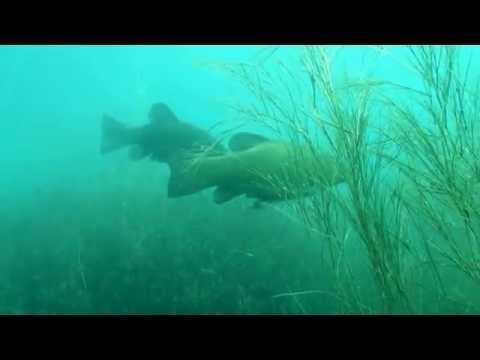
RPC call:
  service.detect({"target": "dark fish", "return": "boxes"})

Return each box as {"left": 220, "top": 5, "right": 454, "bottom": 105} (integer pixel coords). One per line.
{"left": 100, "top": 102, "right": 225, "bottom": 163}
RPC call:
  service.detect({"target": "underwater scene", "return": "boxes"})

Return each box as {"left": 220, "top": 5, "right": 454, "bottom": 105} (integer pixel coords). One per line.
{"left": 2, "top": 45, "right": 480, "bottom": 314}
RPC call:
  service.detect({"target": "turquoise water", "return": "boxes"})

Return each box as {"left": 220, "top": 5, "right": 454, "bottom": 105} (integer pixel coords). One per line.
{"left": 1, "top": 45, "right": 479, "bottom": 314}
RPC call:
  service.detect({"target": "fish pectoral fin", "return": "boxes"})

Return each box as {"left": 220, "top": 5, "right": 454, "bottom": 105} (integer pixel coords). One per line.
{"left": 213, "top": 186, "right": 243, "bottom": 204}
{"left": 228, "top": 132, "right": 271, "bottom": 151}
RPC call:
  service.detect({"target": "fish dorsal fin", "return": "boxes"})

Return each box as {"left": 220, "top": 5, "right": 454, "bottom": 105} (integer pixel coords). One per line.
{"left": 149, "top": 102, "right": 180, "bottom": 124}
{"left": 228, "top": 132, "right": 270, "bottom": 152}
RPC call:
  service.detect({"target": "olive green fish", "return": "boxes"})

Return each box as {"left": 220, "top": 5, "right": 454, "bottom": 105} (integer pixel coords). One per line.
{"left": 167, "top": 132, "right": 346, "bottom": 205}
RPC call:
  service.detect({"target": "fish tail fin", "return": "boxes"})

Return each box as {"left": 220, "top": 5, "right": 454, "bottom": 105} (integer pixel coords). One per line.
{"left": 166, "top": 152, "right": 210, "bottom": 198}
{"left": 100, "top": 115, "right": 134, "bottom": 154}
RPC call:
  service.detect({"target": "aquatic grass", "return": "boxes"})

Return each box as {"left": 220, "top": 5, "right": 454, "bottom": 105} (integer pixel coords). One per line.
{"left": 0, "top": 156, "right": 335, "bottom": 314}
{"left": 384, "top": 46, "right": 480, "bottom": 288}
{"left": 220, "top": 45, "right": 443, "bottom": 313}
{"left": 301, "top": 47, "right": 423, "bottom": 313}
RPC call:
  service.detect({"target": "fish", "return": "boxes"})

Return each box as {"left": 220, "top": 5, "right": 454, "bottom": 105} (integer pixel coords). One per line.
{"left": 167, "top": 132, "right": 346, "bottom": 205}
{"left": 100, "top": 102, "right": 225, "bottom": 163}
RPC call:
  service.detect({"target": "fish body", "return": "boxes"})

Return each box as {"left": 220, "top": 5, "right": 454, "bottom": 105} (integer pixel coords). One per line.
{"left": 168, "top": 132, "right": 345, "bottom": 204}
{"left": 100, "top": 102, "right": 224, "bottom": 163}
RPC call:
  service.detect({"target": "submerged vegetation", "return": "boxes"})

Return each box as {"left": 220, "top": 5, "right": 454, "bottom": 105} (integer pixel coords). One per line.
{"left": 219, "top": 45, "right": 480, "bottom": 313}
{"left": 2, "top": 162, "right": 335, "bottom": 314}
{"left": 2, "top": 45, "right": 480, "bottom": 314}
